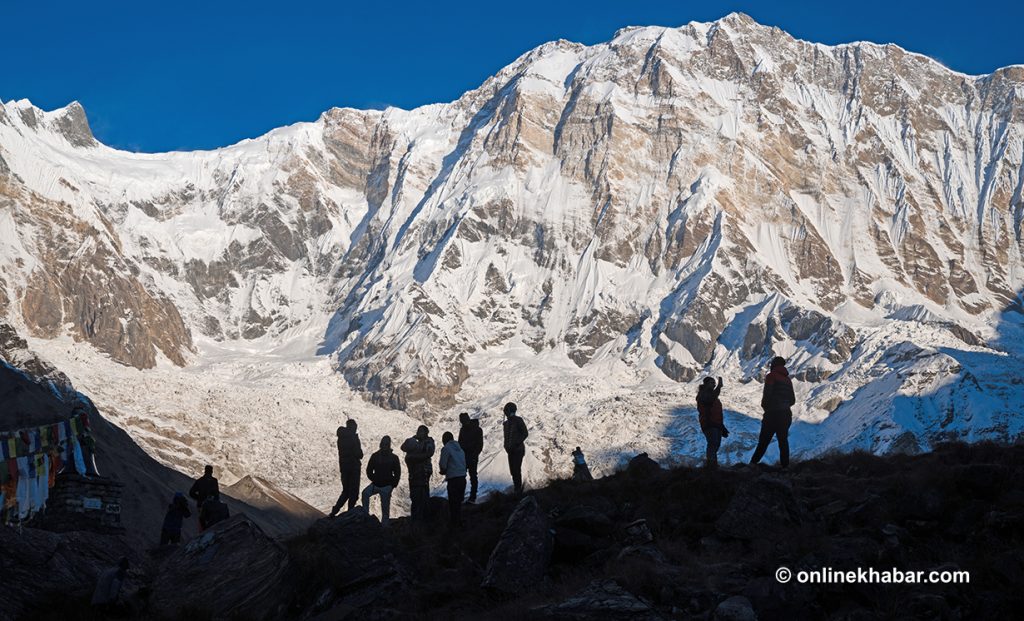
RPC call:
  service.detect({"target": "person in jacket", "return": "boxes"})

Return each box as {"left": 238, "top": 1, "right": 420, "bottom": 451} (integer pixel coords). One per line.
{"left": 439, "top": 431, "right": 467, "bottom": 527}
{"left": 199, "top": 493, "right": 230, "bottom": 530}
{"left": 362, "top": 436, "right": 401, "bottom": 526}
{"left": 188, "top": 465, "right": 219, "bottom": 508}
{"left": 330, "top": 420, "right": 364, "bottom": 516}
{"left": 697, "top": 377, "right": 729, "bottom": 468}
{"left": 571, "top": 446, "right": 593, "bottom": 481}
{"left": 458, "top": 412, "right": 484, "bottom": 502}
{"left": 502, "top": 402, "right": 528, "bottom": 496}
{"left": 750, "top": 357, "right": 797, "bottom": 468}
{"left": 160, "top": 492, "right": 191, "bottom": 545}
{"left": 400, "top": 425, "right": 435, "bottom": 523}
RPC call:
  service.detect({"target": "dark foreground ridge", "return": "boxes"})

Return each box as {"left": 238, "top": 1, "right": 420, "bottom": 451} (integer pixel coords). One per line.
{"left": 3, "top": 441, "right": 1023, "bottom": 620}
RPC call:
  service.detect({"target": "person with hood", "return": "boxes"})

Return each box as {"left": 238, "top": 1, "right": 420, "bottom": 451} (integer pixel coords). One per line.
{"left": 362, "top": 436, "right": 401, "bottom": 526}
{"left": 458, "top": 412, "right": 484, "bottom": 502}
{"left": 199, "top": 493, "right": 230, "bottom": 530}
{"left": 160, "top": 492, "right": 191, "bottom": 545}
{"left": 571, "top": 446, "right": 593, "bottom": 481}
{"left": 400, "top": 425, "right": 435, "bottom": 522}
{"left": 697, "top": 377, "right": 729, "bottom": 468}
{"left": 189, "top": 465, "right": 219, "bottom": 508}
{"left": 439, "top": 431, "right": 467, "bottom": 527}
{"left": 750, "top": 357, "right": 797, "bottom": 468}
{"left": 502, "top": 402, "right": 528, "bottom": 496}
{"left": 330, "top": 419, "right": 364, "bottom": 517}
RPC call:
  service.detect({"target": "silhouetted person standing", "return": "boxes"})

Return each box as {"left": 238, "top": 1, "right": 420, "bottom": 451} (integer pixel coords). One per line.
{"left": 439, "top": 431, "right": 467, "bottom": 527}
{"left": 401, "top": 425, "right": 435, "bottom": 523}
{"left": 571, "top": 446, "right": 593, "bottom": 481}
{"left": 502, "top": 402, "right": 528, "bottom": 496}
{"left": 362, "top": 436, "right": 401, "bottom": 526}
{"left": 330, "top": 420, "right": 363, "bottom": 516}
{"left": 750, "top": 357, "right": 797, "bottom": 468}
{"left": 697, "top": 377, "right": 729, "bottom": 468}
{"left": 160, "top": 492, "right": 191, "bottom": 545}
{"left": 188, "top": 465, "right": 219, "bottom": 509}
{"left": 458, "top": 412, "right": 484, "bottom": 502}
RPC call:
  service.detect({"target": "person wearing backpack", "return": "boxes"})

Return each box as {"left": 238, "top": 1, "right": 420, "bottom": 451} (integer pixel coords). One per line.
{"left": 697, "top": 377, "right": 729, "bottom": 468}
{"left": 400, "top": 426, "right": 435, "bottom": 523}
{"left": 750, "top": 357, "right": 797, "bottom": 468}
{"left": 502, "top": 402, "right": 528, "bottom": 496}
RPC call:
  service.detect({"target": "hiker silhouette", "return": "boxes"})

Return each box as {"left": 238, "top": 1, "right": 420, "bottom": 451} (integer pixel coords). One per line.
{"left": 189, "top": 465, "right": 219, "bottom": 508}
{"left": 750, "top": 356, "right": 797, "bottom": 468}
{"left": 571, "top": 446, "right": 593, "bottom": 481}
{"left": 330, "top": 420, "right": 363, "bottom": 516}
{"left": 439, "top": 431, "right": 467, "bottom": 527}
{"left": 697, "top": 377, "right": 729, "bottom": 468}
{"left": 160, "top": 492, "right": 191, "bottom": 545}
{"left": 502, "top": 402, "right": 528, "bottom": 496}
{"left": 362, "top": 436, "right": 401, "bottom": 526}
{"left": 458, "top": 412, "right": 484, "bottom": 502}
{"left": 400, "top": 425, "right": 435, "bottom": 523}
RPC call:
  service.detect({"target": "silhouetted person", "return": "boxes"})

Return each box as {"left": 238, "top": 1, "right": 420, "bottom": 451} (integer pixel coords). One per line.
{"left": 199, "top": 493, "right": 230, "bottom": 530}
{"left": 697, "top": 377, "right": 729, "bottom": 468}
{"left": 458, "top": 412, "right": 484, "bottom": 502}
{"left": 362, "top": 436, "right": 401, "bottom": 526}
{"left": 189, "top": 465, "right": 219, "bottom": 509}
{"left": 502, "top": 402, "right": 528, "bottom": 495}
{"left": 401, "top": 425, "right": 435, "bottom": 523}
{"left": 160, "top": 492, "right": 191, "bottom": 545}
{"left": 91, "top": 557, "right": 129, "bottom": 613}
{"left": 571, "top": 446, "right": 593, "bottom": 481}
{"left": 330, "top": 420, "right": 363, "bottom": 517}
{"left": 439, "top": 431, "right": 467, "bottom": 527}
{"left": 750, "top": 357, "right": 797, "bottom": 468}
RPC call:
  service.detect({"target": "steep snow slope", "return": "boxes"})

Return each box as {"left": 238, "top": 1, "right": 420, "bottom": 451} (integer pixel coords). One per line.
{"left": 2, "top": 13, "right": 1023, "bottom": 510}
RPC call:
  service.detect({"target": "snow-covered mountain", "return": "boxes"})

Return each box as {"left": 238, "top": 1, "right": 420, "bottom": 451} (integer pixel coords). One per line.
{"left": 2, "top": 13, "right": 1023, "bottom": 509}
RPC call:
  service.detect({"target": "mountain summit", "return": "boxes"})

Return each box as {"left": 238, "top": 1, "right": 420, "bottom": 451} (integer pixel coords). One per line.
{"left": 1, "top": 14, "right": 1022, "bottom": 504}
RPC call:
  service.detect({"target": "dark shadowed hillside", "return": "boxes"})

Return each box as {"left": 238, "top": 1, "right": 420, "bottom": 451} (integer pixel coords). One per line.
{"left": 4, "top": 439, "right": 1022, "bottom": 620}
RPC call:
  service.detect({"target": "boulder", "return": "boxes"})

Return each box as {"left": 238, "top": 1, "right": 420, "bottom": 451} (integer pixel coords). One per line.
{"left": 149, "top": 515, "right": 290, "bottom": 620}
{"left": 482, "top": 496, "right": 553, "bottom": 595}
{"left": 303, "top": 510, "right": 410, "bottom": 613}
{"left": 714, "top": 595, "right": 757, "bottom": 621}
{"left": 716, "top": 475, "right": 804, "bottom": 540}
{"left": 0, "top": 526, "right": 135, "bottom": 618}
{"left": 627, "top": 453, "right": 662, "bottom": 477}
{"left": 535, "top": 580, "right": 664, "bottom": 620}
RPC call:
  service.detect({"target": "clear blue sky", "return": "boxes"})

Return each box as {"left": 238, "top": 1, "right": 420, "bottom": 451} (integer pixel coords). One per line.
{"left": 2, "top": 0, "right": 1020, "bottom": 152}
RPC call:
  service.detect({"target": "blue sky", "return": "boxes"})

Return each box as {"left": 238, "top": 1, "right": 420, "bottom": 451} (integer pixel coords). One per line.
{"left": 2, "top": 0, "right": 1020, "bottom": 152}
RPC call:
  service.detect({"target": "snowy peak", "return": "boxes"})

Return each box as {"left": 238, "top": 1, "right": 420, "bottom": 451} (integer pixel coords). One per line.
{"left": 1, "top": 98, "right": 97, "bottom": 148}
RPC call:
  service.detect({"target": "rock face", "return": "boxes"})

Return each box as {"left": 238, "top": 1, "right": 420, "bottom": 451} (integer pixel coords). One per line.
{"left": 482, "top": 495, "right": 554, "bottom": 595}
{"left": 537, "top": 580, "right": 664, "bottom": 620}
{"left": 0, "top": 525, "right": 135, "bottom": 619}
{"left": 716, "top": 475, "right": 806, "bottom": 540}
{"left": 149, "top": 515, "right": 291, "bottom": 620}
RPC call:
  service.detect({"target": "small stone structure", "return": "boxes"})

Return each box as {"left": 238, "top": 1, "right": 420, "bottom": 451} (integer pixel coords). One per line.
{"left": 31, "top": 473, "right": 124, "bottom": 534}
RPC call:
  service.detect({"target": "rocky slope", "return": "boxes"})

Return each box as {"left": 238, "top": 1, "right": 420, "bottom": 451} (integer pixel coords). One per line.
{"left": 4, "top": 442, "right": 1023, "bottom": 620}
{"left": 1, "top": 13, "right": 1023, "bottom": 507}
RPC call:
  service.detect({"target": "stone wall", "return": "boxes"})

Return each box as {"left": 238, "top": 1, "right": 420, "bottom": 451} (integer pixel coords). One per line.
{"left": 31, "top": 473, "right": 124, "bottom": 534}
